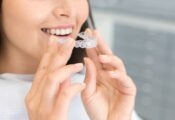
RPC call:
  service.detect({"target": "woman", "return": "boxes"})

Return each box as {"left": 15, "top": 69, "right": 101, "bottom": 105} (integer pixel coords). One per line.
{"left": 0, "top": 0, "right": 139, "bottom": 119}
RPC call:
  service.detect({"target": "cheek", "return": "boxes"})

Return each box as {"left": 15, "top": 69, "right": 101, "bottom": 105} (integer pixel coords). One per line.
{"left": 76, "top": 2, "right": 89, "bottom": 30}
{"left": 2, "top": 0, "right": 49, "bottom": 59}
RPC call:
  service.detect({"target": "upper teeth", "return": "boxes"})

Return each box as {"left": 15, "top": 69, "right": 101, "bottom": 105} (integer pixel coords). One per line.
{"left": 45, "top": 28, "right": 73, "bottom": 36}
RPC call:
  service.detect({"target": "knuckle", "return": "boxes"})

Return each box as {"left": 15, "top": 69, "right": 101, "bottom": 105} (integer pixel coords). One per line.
{"left": 114, "top": 56, "right": 123, "bottom": 64}
{"left": 118, "top": 72, "right": 125, "bottom": 80}
{"left": 127, "top": 77, "right": 137, "bottom": 94}
{"left": 116, "top": 57, "right": 126, "bottom": 69}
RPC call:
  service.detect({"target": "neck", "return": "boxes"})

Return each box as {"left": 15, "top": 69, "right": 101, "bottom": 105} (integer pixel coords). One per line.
{"left": 0, "top": 42, "right": 39, "bottom": 74}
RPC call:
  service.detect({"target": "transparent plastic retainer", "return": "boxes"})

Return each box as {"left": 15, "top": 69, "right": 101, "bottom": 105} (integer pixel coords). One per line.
{"left": 58, "top": 32, "right": 97, "bottom": 48}
{"left": 75, "top": 32, "right": 97, "bottom": 48}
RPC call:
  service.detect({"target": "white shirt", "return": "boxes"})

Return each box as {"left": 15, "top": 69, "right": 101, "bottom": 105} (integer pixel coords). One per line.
{"left": 0, "top": 73, "right": 142, "bottom": 120}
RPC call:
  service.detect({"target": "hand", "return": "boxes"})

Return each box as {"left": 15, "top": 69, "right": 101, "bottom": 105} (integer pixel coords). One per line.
{"left": 25, "top": 36, "right": 85, "bottom": 120}
{"left": 81, "top": 29, "right": 137, "bottom": 120}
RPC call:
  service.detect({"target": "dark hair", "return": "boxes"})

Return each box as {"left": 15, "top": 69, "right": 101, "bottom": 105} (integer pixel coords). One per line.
{"left": 0, "top": 0, "right": 95, "bottom": 64}
{"left": 0, "top": 0, "right": 2, "bottom": 53}
{"left": 67, "top": 1, "right": 95, "bottom": 64}
{"left": 68, "top": 1, "right": 95, "bottom": 64}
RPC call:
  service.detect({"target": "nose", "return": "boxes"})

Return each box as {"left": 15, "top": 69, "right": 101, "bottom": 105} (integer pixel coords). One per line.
{"left": 53, "top": 0, "right": 74, "bottom": 18}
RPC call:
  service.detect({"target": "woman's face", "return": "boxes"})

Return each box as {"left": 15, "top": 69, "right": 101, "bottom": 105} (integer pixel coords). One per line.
{"left": 1, "top": 0, "right": 89, "bottom": 60}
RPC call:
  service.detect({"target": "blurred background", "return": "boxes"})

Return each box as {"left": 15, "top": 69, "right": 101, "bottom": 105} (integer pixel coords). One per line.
{"left": 89, "top": 0, "right": 175, "bottom": 120}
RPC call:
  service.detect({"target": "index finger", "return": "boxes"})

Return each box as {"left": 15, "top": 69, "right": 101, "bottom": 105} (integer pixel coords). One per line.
{"left": 49, "top": 37, "right": 75, "bottom": 71}
{"left": 29, "top": 36, "right": 58, "bottom": 97}
{"left": 85, "top": 29, "right": 102, "bottom": 70}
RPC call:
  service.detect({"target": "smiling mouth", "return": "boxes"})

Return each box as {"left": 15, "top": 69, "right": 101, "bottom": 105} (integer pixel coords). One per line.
{"left": 41, "top": 27, "right": 73, "bottom": 37}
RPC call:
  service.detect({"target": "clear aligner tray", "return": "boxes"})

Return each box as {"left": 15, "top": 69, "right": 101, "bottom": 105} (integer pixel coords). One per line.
{"left": 58, "top": 32, "right": 97, "bottom": 48}
{"left": 75, "top": 32, "right": 97, "bottom": 48}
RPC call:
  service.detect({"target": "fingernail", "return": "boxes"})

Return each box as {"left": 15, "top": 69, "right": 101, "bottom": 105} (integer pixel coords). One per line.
{"left": 85, "top": 28, "right": 92, "bottom": 35}
{"left": 75, "top": 63, "right": 83, "bottom": 68}
{"left": 99, "top": 55, "right": 111, "bottom": 63}
{"left": 85, "top": 28, "right": 91, "bottom": 32}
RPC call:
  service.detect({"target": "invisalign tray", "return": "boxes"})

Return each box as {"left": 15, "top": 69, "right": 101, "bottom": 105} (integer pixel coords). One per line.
{"left": 57, "top": 32, "right": 97, "bottom": 48}
{"left": 75, "top": 32, "right": 97, "bottom": 48}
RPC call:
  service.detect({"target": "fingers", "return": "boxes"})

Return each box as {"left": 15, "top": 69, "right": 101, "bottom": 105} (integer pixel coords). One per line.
{"left": 49, "top": 38, "right": 75, "bottom": 71}
{"left": 85, "top": 29, "right": 135, "bottom": 95}
{"left": 85, "top": 29, "right": 102, "bottom": 70}
{"left": 82, "top": 57, "right": 97, "bottom": 99}
{"left": 108, "top": 70, "right": 136, "bottom": 96}
{"left": 38, "top": 63, "right": 84, "bottom": 108}
{"left": 109, "top": 70, "right": 136, "bottom": 113}
{"left": 46, "top": 36, "right": 60, "bottom": 54}
{"left": 99, "top": 55, "right": 126, "bottom": 72}
{"left": 29, "top": 37, "right": 75, "bottom": 102}
{"left": 37, "top": 36, "right": 59, "bottom": 74}
{"left": 58, "top": 79, "right": 71, "bottom": 96}
{"left": 54, "top": 83, "right": 86, "bottom": 116}
{"left": 25, "top": 36, "right": 85, "bottom": 119}
{"left": 28, "top": 36, "right": 58, "bottom": 98}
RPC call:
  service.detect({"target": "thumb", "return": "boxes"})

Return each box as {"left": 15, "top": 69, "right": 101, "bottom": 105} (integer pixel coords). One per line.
{"left": 82, "top": 57, "right": 97, "bottom": 99}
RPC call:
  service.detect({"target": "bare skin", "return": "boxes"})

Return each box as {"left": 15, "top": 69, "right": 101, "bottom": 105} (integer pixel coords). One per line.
{"left": 82, "top": 29, "right": 136, "bottom": 120}
{"left": 25, "top": 36, "right": 86, "bottom": 120}
{"left": 0, "top": 0, "right": 136, "bottom": 119}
